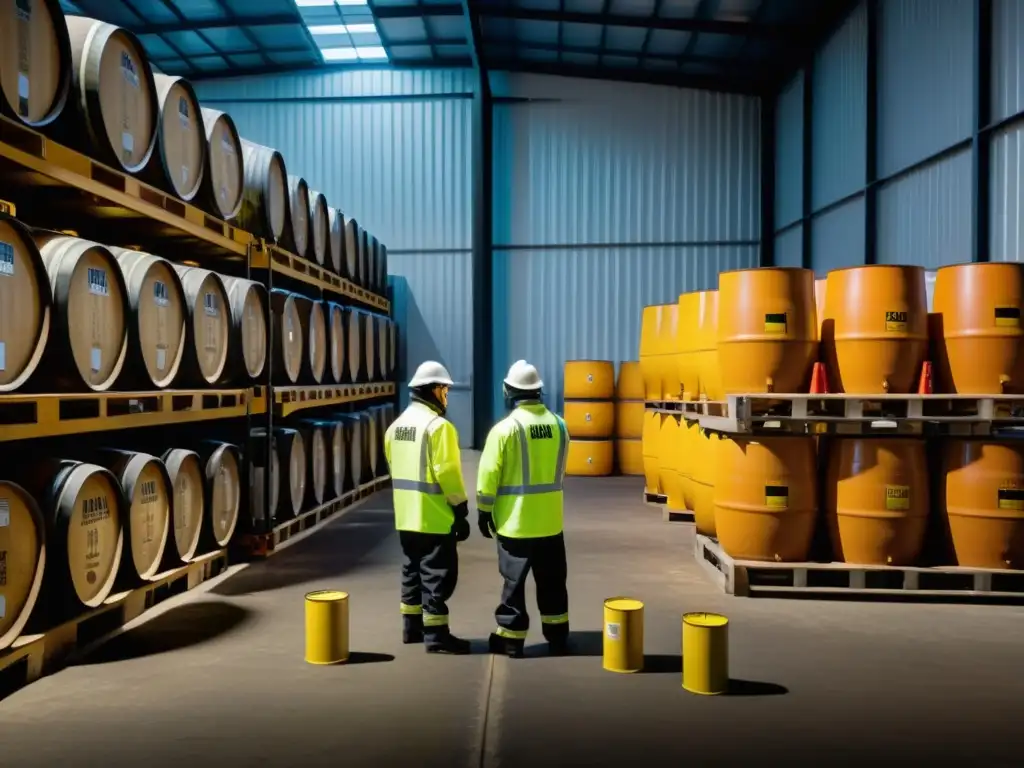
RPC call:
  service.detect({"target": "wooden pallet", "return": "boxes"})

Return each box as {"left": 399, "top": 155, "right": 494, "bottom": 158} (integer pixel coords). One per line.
{"left": 694, "top": 534, "right": 1024, "bottom": 600}
{"left": 692, "top": 393, "right": 1024, "bottom": 436}
{"left": 239, "top": 475, "right": 390, "bottom": 557}
{"left": 0, "top": 550, "right": 228, "bottom": 701}
{"left": 662, "top": 507, "right": 695, "bottom": 523}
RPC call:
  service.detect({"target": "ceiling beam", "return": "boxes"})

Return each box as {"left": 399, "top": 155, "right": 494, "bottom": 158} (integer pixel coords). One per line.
{"left": 133, "top": 13, "right": 297, "bottom": 34}
{"left": 185, "top": 59, "right": 473, "bottom": 82}
{"left": 483, "top": 38, "right": 759, "bottom": 69}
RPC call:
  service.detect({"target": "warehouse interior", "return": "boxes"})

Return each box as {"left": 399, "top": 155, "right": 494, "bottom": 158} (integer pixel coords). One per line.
{"left": 2, "top": 0, "right": 1024, "bottom": 765}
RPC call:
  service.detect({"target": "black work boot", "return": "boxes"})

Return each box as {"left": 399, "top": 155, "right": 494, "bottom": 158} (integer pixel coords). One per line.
{"left": 425, "top": 630, "right": 472, "bottom": 655}
{"left": 402, "top": 615, "right": 424, "bottom": 645}
{"left": 488, "top": 632, "right": 525, "bottom": 659}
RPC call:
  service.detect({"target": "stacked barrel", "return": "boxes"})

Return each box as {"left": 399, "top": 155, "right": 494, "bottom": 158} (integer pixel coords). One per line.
{"left": 563, "top": 361, "right": 615, "bottom": 477}
{"left": 614, "top": 362, "right": 645, "bottom": 476}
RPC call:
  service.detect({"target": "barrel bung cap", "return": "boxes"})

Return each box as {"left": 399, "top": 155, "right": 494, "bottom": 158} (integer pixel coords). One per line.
{"left": 683, "top": 612, "right": 728, "bottom": 628}
{"left": 306, "top": 590, "right": 349, "bottom": 603}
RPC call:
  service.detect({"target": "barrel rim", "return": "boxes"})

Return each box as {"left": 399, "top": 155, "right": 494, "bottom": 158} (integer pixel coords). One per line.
{"left": 305, "top": 589, "right": 349, "bottom": 602}
{"left": 604, "top": 596, "right": 644, "bottom": 611}
{"left": 0, "top": 482, "right": 47, "bottom": 650}
{"left": 105, "top": 449, "right": 172, "bottom": 580}
{"left": 0, "top": 0, "right": 74, "bottom": 129}
{"left": 111, "top": 247, "right": 187, "bottom": 388}
{"left": 718, "top": 266, "right": 814, "bottom": 276}
{"left": 42, "top": 235, "right": 131, "bottom": 391}
{"left": 153, "top": 74, "right": 208, "bottom": 202}
{"left": 56, "top": 462, "right": 125, "bottom": 608}
{"left": 682, "top": 611, "right": 729, "bottom": 628}
{"left": 76, "top": 20, "right": 160, "bottom": 173}
{"left": 934, "top": 261, "right": 1023, "bottom": 272}
{"left": 199, "top": 107, "right": 244, "bottom": 220}
{"left": 0, "top": 214, "right": 53, "bottom": 392}
{"left": 825, "top": 263, "right": 927, "bottom": 275}
{"left": 564, "top": 359, "right": 616, "bottom": 365}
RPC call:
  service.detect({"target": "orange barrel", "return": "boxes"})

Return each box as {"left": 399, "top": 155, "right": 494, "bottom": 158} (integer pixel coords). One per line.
{"left": 616, "top": 438, "right": 643, "bottom": 476}
{"left": 566, "top": 439, "right": 613, "bottom": 477}
{"left": 814, "top": 279, "right": 827, "bottom": 341}
{"left": 677, "top": 418, "right": 699, "bottom": 513}
{"left": 641, "top": 409, "right": 662, "bottom": 494}
{"left": 713, "top": 436, "right": 817, "bottom": 561}
{"left": 676, "top": 292, "right": 700, "bottom": 400}
{"left": 658, "top": 302, "right": 681, "bottom": 400}
{"left": 639, "top": 305, "right": 664, "bottom": 401}
{"left": 717, "top": 267, "right": 818, "bottom": 395}
{"left": 563, "top": 400, "right": 614, "bottom": 439}
{"left": 822, "top": 265, "right": 928, "bottom": 394}
{"left": 616, "top": 361, "right": 644, "bottom": 400}
{"left": 943, "top": 440, "right": 1024, "bottom": 569}
{"left": 825, "top": 438, "right": 929, "bottom": 566}
{"left": 694, "top": 290, "right": 723, "bottom": 401}
{"left": 931, "top": 263, "right": 1024, "bottom": 394}
{"left": 657, "top": 414, "right": 684, "bottom": 510}
{"left": 564, "top": 360, "right": 615, "bottom": 399}
{"left": 691, "top": 427, "right": 720, "bottom": 536}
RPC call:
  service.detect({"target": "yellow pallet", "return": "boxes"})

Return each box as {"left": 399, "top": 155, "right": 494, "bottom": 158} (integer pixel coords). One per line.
{"left": 273, "top": 382, "right": 396, "bottom": 417}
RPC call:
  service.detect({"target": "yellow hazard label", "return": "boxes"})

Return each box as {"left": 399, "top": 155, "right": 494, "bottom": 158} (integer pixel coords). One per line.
{"left": 998, "top": 486, "right": 1024, "bottom": 510}
{"left": 884, "top": 311, "right": 908, "bottom": 332}
{"left": 885, "top": 485, "right": 910, "bottom": 510}
{"left": 764, "top": 484, "right": 788, "bottom": 508}
{"left": 764, "top": 312, "right": 787, "bottom": 334}
{"left": 0, "top": 200, "right": 15, "bottom": 217}
{"left": 994, "top": 306, "right": 1021, "bottom": 328}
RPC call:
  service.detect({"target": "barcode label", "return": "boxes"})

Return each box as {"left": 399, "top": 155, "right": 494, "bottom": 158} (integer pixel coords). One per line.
{"left": 88, "top": 267, "right": 109, "bottom": 296}
{"left": 0, "top": 241, "right": 14, "bottom": 276}
{"left": 153, "top": 280, "right": 169, "bottom": 307}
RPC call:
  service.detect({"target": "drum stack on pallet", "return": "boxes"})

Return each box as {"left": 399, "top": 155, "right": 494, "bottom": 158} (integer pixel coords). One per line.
{"left": 0, "top": 1, "right": 399, "bottom": 686}
{"left": 639, "top": 263, "right": 1024, "bottom": 602}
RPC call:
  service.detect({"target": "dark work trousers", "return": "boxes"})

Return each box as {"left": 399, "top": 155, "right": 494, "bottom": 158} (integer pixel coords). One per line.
{"left": 399, "top": 531, "right": 459, "bottom": 638}
{"left": 495, "top": 533, "right": 569, "bottom": 642}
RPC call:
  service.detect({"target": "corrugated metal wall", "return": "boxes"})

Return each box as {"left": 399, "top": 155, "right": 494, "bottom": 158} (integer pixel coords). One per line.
{"left": 193, "top": 69, "right": 479, "bottom": 442}
{"left": 491, "top": 73, "right": 760, "bottom": 411}
{"left": 773, "top": 0, "right": 1023, "bottom": 275}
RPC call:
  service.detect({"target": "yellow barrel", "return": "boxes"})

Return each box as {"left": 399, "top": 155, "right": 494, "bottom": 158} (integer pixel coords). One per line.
{"left": 677, "top": 418, "right": 699, "bottom": 513}
{"left": 932, "top": 263, "right": 1024, "bottom": 394}
{"left": 825, "top": 438, "right": 929, "bottom": 566}
{"left": 682, "top": 612, "right": 729, "bottom": 695}
{"left": 563, "top": 400, "right": 614, "bottom": 439}
{"left": 822, "top": 265, "right": 928, "bottom": 394}
{"left": 615, "top": 438, "right": 644, "bottom": 476}
{"left": 564, "top": 360, "right": 615, "bottom": 399}
{"left": 659, "top": 303, "right": 681, "bottom": 400}
{"left": 814, "top": 278, "right": 827, "bottom": 341}
{"left": 639, "top": 305, "right": 663, "bottom": 401}
{"left": 691, "top": 427, "right": 720, "bottom": 536}
{"left": 717, "top": 267, "right": 818, "bottom": 394}
{"left": 676, "top": 292, "right": 701, "bottom": 399}
{"left": 641, "top": 410, "right": 662, "bottom": 494}
{"left": 658, "top": 415, "right": 684, "bottom": 511}
{"left": 304, "top": 589, "right": 350, "bottom": 665}
{"left": 615, "top": 361, "right": 645, "bottom": 400}
{"left": 943, "top": 440, "right": 1024, "bottom": 569}
{"left": 603, "top": 597, "right": 644, "bottom": 673}
{"left": 713, "top": 436, "right": 817, "bottom": 562}
{"left": 614, "top": 400, "right": 644, "bottom": 439}
{"left": 694, "top": 290, "right": 723, "bottom": 400}
{"left": 566, "top": 439, "right": 613, "bottom": 476}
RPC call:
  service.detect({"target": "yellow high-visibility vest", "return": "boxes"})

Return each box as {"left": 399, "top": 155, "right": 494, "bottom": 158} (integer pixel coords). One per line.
{"left": 384, "top": 401, "right": 468, "bottom": 534}
{"left": 476, "top": 402, "right": 568, "bottom": 539}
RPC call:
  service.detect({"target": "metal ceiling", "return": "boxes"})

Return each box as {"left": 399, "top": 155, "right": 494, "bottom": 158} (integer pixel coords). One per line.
{"left": 56, "top": 0, "right": 858, "bottom": 94}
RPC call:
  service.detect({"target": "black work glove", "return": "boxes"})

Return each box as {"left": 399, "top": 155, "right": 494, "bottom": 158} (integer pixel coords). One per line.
{"left": 478, "top": 511, "right": 495, "bottom": 539}
{"left": 452, "top": 518, "right": 470, "bottom": 542}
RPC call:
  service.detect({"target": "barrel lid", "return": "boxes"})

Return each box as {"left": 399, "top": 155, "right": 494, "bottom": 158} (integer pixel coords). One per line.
{"left": 683, "top": 612, "right": 728, "bottom": 628}
{"left": 306, "top": 590, "right": 348, "bottom": 602}
{"left": 604, "top": 597, "right": 643, "bottom": 612}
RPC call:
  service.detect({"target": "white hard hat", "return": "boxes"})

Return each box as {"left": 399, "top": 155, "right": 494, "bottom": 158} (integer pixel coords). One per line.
{"left": 408, "top": 360, "right": 454, "bottom": 388}
{"left": 503, "top": 359, "right": 543, "bottom": 391}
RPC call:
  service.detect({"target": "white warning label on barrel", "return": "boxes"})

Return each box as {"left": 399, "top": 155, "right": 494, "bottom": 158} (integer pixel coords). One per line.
{"left": 606, "top": 621, "right": 620, "bottom": 641}
{"left": 0, "top": 595, "right": 6, "bottom": 619}
{"left": 153, "top": 280, "right": 169, "bottom": 307}
{"left": 87, "top": 267, "right": 109, "bottom": 296}
{"left": 0, "top": 341, "right": 6, "bottom": 372}
{"left": 203, "top": 291, "right": 219, "bottom": 317}
{"left": 91, "top": 346, "right": 102, "bottom": 373}
{"left": 156, "top": 345, "right": 167, "bottom": 372}
{"left": 0, "top": 241, "right": 15, "bottom": 276}
{"left": 221, "top": 136, "right": 234, "bottom": 154}
{"left": 18, "top": 73, "right": 28, "bottom": 100}
{"left": 0, "top": 498, "right": 9, "bottom": 527}
{"left": 121, "top": 52, "right": 140, "bottom": 88}
{"left": 122, "top": 131, "right": 134, "bottom": 154}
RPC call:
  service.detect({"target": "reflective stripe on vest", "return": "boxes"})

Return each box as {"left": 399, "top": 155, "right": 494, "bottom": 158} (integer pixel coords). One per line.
{"left": 391, "top": 414, "right": 443, "bottom": 495}
{"left": 492, "top": 412, "right": 568, "bottom": 499}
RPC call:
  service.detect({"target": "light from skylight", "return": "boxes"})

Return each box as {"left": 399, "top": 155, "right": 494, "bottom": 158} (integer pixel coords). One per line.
{"left": 321, "top": 47, "right": 360, "bottom": 61}
{"left": 295, "top": 0, "right": 336, "bottom": 6}
{"left": 344, "top": 23, "right": 377, "bottom": 33}
{"left": 355, "top": 46, "right": 387, "bottom": 60}
{"left": 308, "top": 23, "right": 377, "bottom": 35}
{"left": 335, "top": 0, "right": 369, "bottom": 6}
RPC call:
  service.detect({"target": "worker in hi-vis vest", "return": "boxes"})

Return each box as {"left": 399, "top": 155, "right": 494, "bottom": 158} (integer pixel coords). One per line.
{"left": 476, "top": 360, "right": 571, "bottom": 659}
{"left": 384, "top": 360, "right": 472, "bottom": 655}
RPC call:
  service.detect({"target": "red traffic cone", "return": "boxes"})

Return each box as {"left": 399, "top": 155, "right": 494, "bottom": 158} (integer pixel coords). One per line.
{"left": 917, "top": 361, "right": 933, "bottom": 395}
{"left": 810, "top": 362, "right": 829, "bottom": 394}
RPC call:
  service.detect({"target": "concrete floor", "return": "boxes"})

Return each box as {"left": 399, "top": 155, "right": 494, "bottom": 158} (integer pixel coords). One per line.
{"left": 2, "top": 451, "right": 1024, "bottom": 767}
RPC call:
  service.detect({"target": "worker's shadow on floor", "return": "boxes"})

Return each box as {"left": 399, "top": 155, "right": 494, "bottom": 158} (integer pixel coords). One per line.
{"left": 529, "top": 630, "right": 788, "bottom": 696}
